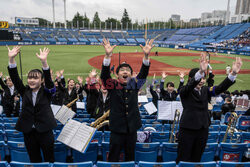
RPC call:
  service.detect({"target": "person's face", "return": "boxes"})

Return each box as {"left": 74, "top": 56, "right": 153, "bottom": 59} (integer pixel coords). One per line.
{"left": 196, "top": 78, "right": 206, "bottom": 90}
{"left": 27, "top": 74, "right": 43, "bottom": 91}
{"left": 54, "top": 81, "right": 58, "bottom": 87}
{"left": 156, "top": 86, "right": 160, "bottom": 93}
{"left": 68, "top": 80, "right": 75, "bottom": 89}
{"left": 167, "top": 85, "right": 174, "bottom": 92}
{"left": 76, "top": 83, "right": 80, "bottom": 89}
{"left": 6, "top": 79, "right": 14, "bottom": 88}
{"left": 117, "top": 67, "right": 132, "bottom": 84}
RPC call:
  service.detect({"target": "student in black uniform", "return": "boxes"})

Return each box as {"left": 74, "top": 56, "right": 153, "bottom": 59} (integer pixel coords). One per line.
{"left": 51, "top": 70, "right": 65, "bottom": 105}
{"left": 101, "top": 38, "right": 154, "bottom": 162}
{"left": 149, "top": 73, "right": 162, "bottom": 108}
{"left": 176, "top": 53, "right": 243, "bottom": 163}
{"left": 0, "top": 73, "right": 20, "bottom": 117}
{"left": 7, "top": 46, "right": 57, "bottom": 162}
{"left": 160, "top": 71, "right": 184, "bottom": 101}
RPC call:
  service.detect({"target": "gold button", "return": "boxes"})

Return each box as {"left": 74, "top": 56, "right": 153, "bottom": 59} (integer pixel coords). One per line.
{"left": 125, "top": 90, "right": 128, "bottom": 92}
{"left": 126, "top": 105, "right": 128, "bottom": 108}
{"left": 125, "top": 97, "right": 128, "bottom": 100}
{"left": 126, "top": 112, "right": 128, "bottom": 115}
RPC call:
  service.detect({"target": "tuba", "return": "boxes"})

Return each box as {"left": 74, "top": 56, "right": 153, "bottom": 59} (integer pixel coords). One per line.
{"left": 90, "top": 110, "right": 110, "bottom": 130}
{"left": 222, "top": 112, "right": 239, "bottom": 143}
{"left": 169, "top": 109, "right": 180, "bottom": 143}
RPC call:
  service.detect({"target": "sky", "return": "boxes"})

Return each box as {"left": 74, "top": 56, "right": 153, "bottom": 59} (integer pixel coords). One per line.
{"left": 0, "top": 0, "right": 238, "bottom": 23}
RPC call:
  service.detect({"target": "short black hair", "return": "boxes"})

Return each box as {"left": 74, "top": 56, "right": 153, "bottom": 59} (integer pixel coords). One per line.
{"left": 28, "top": 69, "right": 44, "bottom": 79}
{"left": 188, "top": 68, "right": 206, "bottom": 82}
{"left": 116, "top": 63, "right": 133, "bottom": 74}
{"left": 166, "top": 82, "right": 174, "bottom": 87}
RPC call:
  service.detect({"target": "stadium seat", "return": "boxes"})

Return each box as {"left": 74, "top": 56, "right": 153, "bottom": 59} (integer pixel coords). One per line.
{"left": 143, "top": 124, "right": 163, "bottom": 132}
{"left": 53, "top": 161, "right": 93, "bottom": 167}
{"left": 162, "top": 142, "right": 178, "bottom": 162}
{"left": 5, "top": 130, "right": 24, "bottom": 142}
{"left": 237, "top": 116, "right": 250, "bottom": 131}
{"left": 3, "top": 117, "right": 18, "bottom": 123}
{"left": 54, "top": 142, "right": 68, "bottom": 162}
{"left": 219, "top": 143, "right": 247, "bottom": 162}
{"left": 7, "top": 141, "right": 30, "bottom": 162}
{"left": 209, "top": 125, "right": 220, "bottom": 131}
{"left": 72, "top": 142, "right": 98, "bottom": 162}
{"left": 211, "top": 120, "right": 220, "bottom": 125}
{"left": 91, "top": 131, "right": 103, "bottom": 144}
{"left": 103, "top": 131, "right": 110, "bottom": 142}
{"left": 219, "top": 132, "right": 241, "bottom": 143}
{"left": 135, "top": 142, "right": 160, "bottom": 162}
{"left": 0, "top": 130, "right": 4, "bottom": 142}
{"left": 200, "top": 143, "right": 218, "bottom": 162}
{"left": 10, "top": 161, "right": 50, "bottom": 167}
{"left": 151, "top": 132, "right": 169, "bottom": 143}
{"left": 96, "top": 161, "right": 135, "bottom": 167}
{"left": 207, "top": 132, "right": 219, "bottom": 143}
{"left": 101, "top": 142, "right": 125, "bottom": 161}
{"left": 224, "top": 112, "right": 232, "bottom": 124}
{"left": 141, "top": 119, "right": 156, "bottom": 124}
{"left": 178, "top": 161, "right": 217, "bottom": 167}
{"left": 241, "top": 132, "right": 250, "bottom": 143}
{"left": 0, "top": 141, "right": 5, "bottom": 161}
{"left": 138, "top": 161, "right": 176, "bottom": 167}
{"left": 212, "top": 104, "right": 221, "bottom": 112}
{"left": 219, "top": 161, "right": 250, "bottom": 167}
{"left": 163, "top": 124, "right": 171, "bottom": 131}
{"left": 3, "top": 123, "right": 16, "bottom": 130}
{"left": 0, "top": 162, "right": 7, "bottom": 167}
{"left": 220, "top": 125, "right": 228, "bottom": 132}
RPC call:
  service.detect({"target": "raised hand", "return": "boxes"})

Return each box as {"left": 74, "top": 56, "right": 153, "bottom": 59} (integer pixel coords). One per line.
{"left": 89, "top": 69, "right": 97, "bottom": 78}
{"left": 36, "top": 47, "right": 50, "bottom": 68}
{"left": 7, "top": 46, "right": 21, "bottom": 64}
{"left": 85, "top": 77, "right": 90, "bottom": 84}
{"left": 179, "top": 71, "right": 185, "bottom": 80}
{"left": 199, "top": 52, "right": 208, "bottom": 73}
{"left": 56, "top": 71, "right": 61, "bottom": 78}
{"left": 162, "top": 72, "right": 168, "bottom": 80}
{"left": 59, "top": 69, "right": 64, "bottom": 76}
{"left": 231, "top": 57, "right": 243, "bottom": 75}
{"left": 139, "top": 39, "right": 155, "bottom": 59}
{"left": 102, "top": 38, "right": 116, "bottom": 58}
{"left": 0, "top": 72, "right": 3, "bottom": 78}
{"left": 77, "top": 76, "right": 83, "bottom": 84}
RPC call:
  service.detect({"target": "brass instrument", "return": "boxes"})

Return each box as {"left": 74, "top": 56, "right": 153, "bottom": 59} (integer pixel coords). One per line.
{"left": 222, "top": 112, "right": 239, "bottom": 143}
{"left": 169, "top": 109, "right": 180, "bottom": 143}
{"left": 66, "top": 96, "right": 79, "bottom": 108}
{"left": 90, "top": 110, "right": 110, "bottom": 130}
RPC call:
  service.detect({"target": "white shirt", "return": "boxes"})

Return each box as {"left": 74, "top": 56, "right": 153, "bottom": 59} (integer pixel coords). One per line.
{"left": 9, "top": 86, "right": 14, "bottom": 96}
{"left": 32, "top": 91, "right": 38, "bottom": 106}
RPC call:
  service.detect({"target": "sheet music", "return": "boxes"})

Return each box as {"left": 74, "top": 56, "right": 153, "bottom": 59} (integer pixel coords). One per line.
{"left": 76, "top": 102, "right": 85, "bottom": 109}
{"left": 143, "top": 102, "right": 157, "bottom": 115}
{"left": 172, "top": 101, "right": 183, "bottom": 120}
{"left": 55, "top": 105, "right": 76, "bottom": 125}
{"left": 0, "top": 105, "right": 3, "bottom": 115}
{"left": 51, "top": 104, "right": 62, "bottom": 116}
{"left": 157, "top": 101, "right": 173, "bottom": 120}
{"left": 138, "top": 95, "right": 148, "bottom": 103}
{"left": 57, "top": 119, "right": 81, "bottom": 145}
{"left": 69, "top": 123, "right": 96, "bottom": 153}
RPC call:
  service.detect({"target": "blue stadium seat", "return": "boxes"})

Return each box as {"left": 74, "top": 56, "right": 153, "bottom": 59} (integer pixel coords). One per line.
{"left": 211, "top": 120, "right": 220, "bottom": 125}
{"left": 53, "top": 161, "right": 93, "bottom": 167}
{"left": 200, "top": 143, "right": 218, "bottom": 162}
{"left": 91, "top": 131, "right": 102, "bottom": 144}
{"left": 103, "top": 131, "right": 110, "bottom": 142}
{"left": 135, "top": 142, "right": 160, "bottom": 162}
{"left": 0, "top": 162, "right": 7, "bottom": 167}
{"left": 219, "top": 132, "right": 241, "bottom": 143}
{"left": 96, "top": 161, "right": 135, "bottom": 167}
{"left": 3, "top": 117, "right": 18, "bottom": 123}
{"left": 151, "top": 132, "right": 169, "bottom": 143}
{"left": 219, "top": 143, "right": 247, "bottom": 162}
{"left": 3, "top": 123, "right": 16, "bottom": 130}
{"left": 209, "top": 125, "right": 220, "bottom": 131}
{"left": 7, "top": 141, "right": 30, "bottom": 162}
{"left": 54, "top": 142, "right": 68, "bottom": 162}
{"left": 178, "top": 161, "right": 217, "bottom": 167}
{"left": 207, "top": 132, "right": 219, "bottom": 143}
{"left": 141, "top": 119, "right": 156, "bottom": 124}
{"left": 0, "top": 141, "right": 5, "bottom": 161}
{"left": 72, "top": 142, "right": 98, "bottom": 162}
{"left": 143, "top": 124, "right": 163, "bottom": 132}
{"left": 0, "top": 130, "right": 4, "bottom": 142}
{"left": 219, "top": 161, "right": 250, "bottom": 167}
{"left": 5, "top": 130, "right": 24, "bottom": 142}
{"left": 237, "top": 116, "right": 250, "bottom": 131}
{"left": 138, "top": 161, "right": 176, "bottom": 167}
{"left": 212, "top": 104, "right": 222, "bottom": 112}
{"left": 220, "top": 125, "right": 228, "bottom": 132}
{"left": 163, "top": 124, "right": 171, "bottom": 131}
{"left": 241, "top": 132, "right": 250, "bottom": 143}
{"left": 10, "top": 161, "right": 50, "bottom": 167}
{"left": 162, "top": 143, "right": 178, "bottom": 162}
{"left": 224, "top": 112, "right": 232, "bottom": 124}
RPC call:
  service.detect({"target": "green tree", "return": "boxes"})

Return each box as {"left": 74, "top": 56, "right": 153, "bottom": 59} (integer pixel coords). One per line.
{"left": 82, "top": 13, "right": 90, "bottom": 28}
{"left": 121, "top": 9, "right": 131, "bottom": 29}
{"left": 105, "top": 17, "right": 120, "bottom": 29}
{"left": 93, "top": 12, "right": 101, "bottom": 29}
{"left": 72, "top": 12, "right": 84, "bottom": 28}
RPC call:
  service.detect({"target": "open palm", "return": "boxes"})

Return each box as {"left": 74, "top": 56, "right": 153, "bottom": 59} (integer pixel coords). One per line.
{"left": 140, "top": 39, "right": 155, "bottom": 55}
{"left": 36, "top": 47, "right": 50, "bottom": 62}
{"left": 7, "top": 46, "right": 21, "bottom": 58}
{"left": 102, "top": 38, "right": 116, "bottom": 57}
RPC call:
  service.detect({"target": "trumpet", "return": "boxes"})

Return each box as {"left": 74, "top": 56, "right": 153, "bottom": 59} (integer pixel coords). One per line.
{"left": 222, "top": 112, "right": 239, "bottom": 143}
{"left": 90, "top": 110, "right": 110, "bottom": 129}
{"left": 169, "top": 109, "right": 180, "bottom": 143}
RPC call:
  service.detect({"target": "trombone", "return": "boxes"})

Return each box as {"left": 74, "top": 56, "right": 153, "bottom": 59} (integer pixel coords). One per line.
{"left": 222, "top": 112, "right": 239, "bottom": 143}
{"left": 169, "top": 109, "right": 180, "bottom": 143}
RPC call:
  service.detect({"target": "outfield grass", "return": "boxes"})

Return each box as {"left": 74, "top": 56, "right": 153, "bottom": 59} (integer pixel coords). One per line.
{"left": 0, "top": 45, "right": 249, "bottom": 92}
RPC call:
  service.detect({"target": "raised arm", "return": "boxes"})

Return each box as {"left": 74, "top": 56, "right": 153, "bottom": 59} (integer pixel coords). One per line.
{"left": 100, "top": 38, "right": 116, "bottom": 88}
{"left": 177, "top": 71, "right": 185, "bottom": 93}
{"left": 36, "top": 47, "right": 54, "bottom": 89}
{"left": 7, "top": 46, "right": 26, "bottom": 96}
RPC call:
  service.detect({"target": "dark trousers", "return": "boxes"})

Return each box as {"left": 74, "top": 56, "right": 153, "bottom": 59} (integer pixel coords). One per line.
{"left": 109, "top": 131, "right": 137, "bottom": 162}
{"left": 23, "top": 129, "right": 55, "bottom": 163}
{"left": 176, "top": 127, "right": 208, "bottom": 163}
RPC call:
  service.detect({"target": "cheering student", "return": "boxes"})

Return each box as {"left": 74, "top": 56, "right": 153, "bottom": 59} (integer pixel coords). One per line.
{"left": 149, "top": 73, "right": 162, "bottom": 108}
{"left": 101, "top": 38, "right": 154, "bottom": 162}
{"left": 176, "top": 53, "right": 242, "bottom": 163}
{"left": 0, "top": 72, "right": 20, "bottom": 117}
{"left": 7, "top": 46, "right": 57, "bottom": 162}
